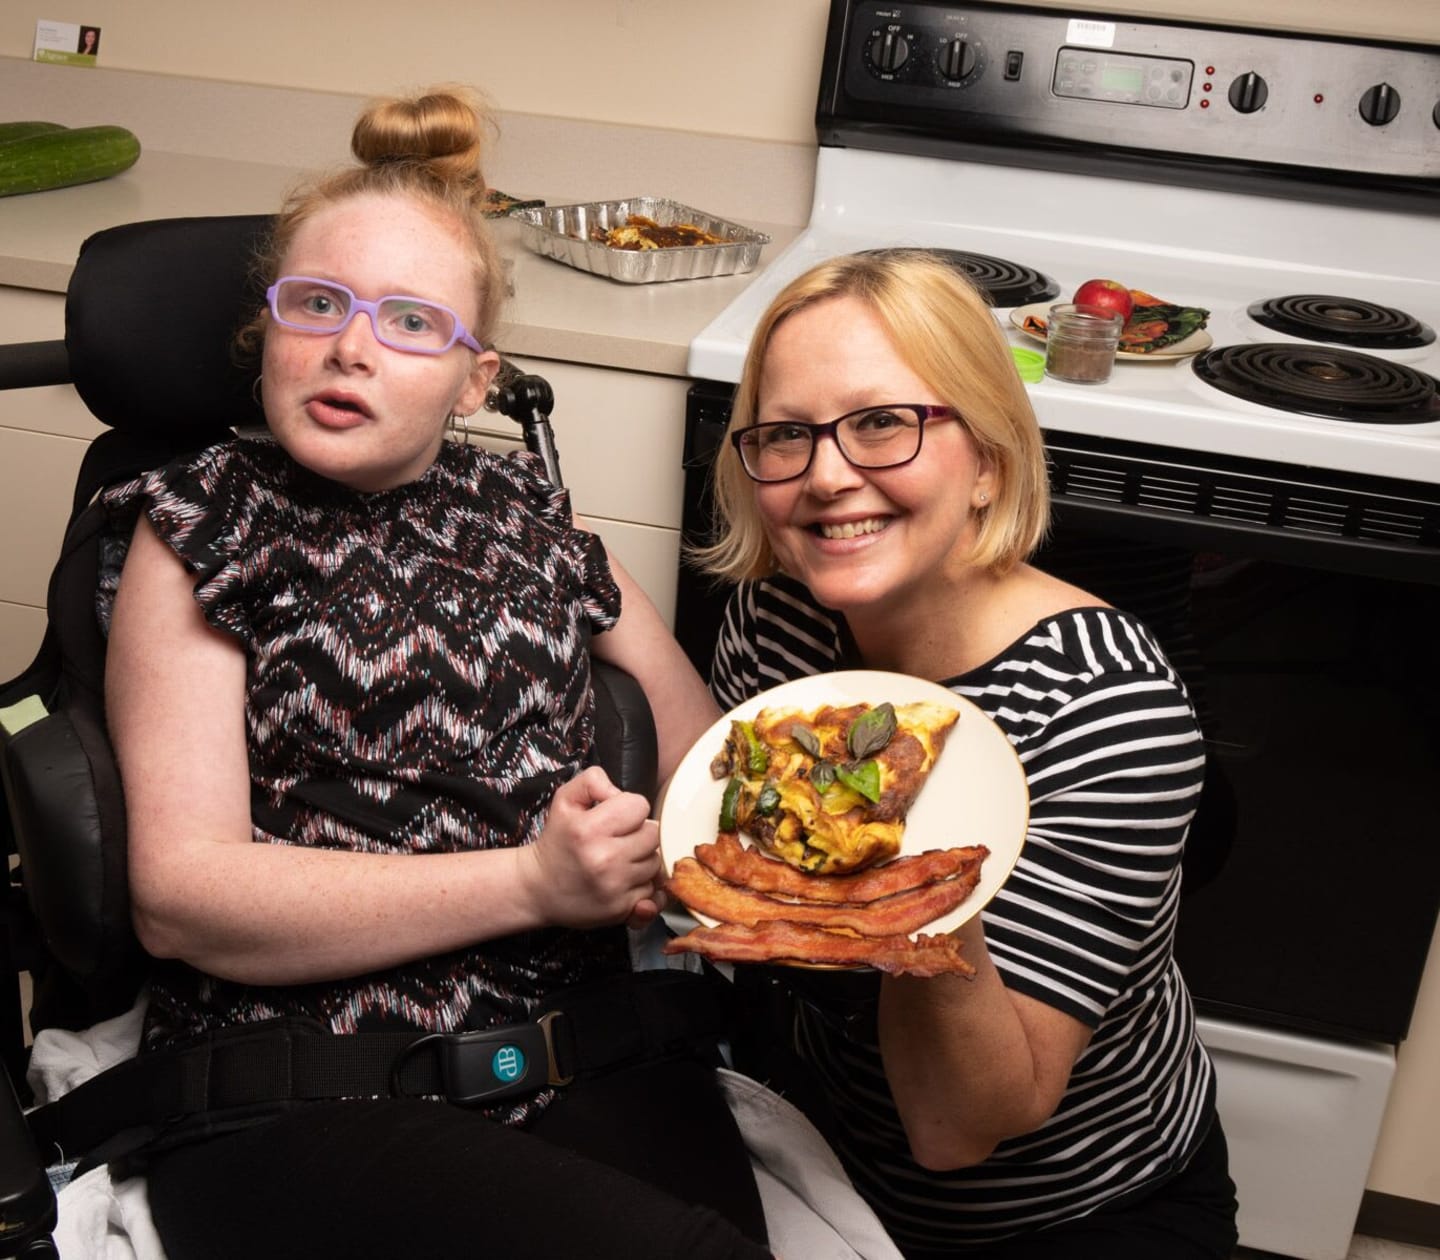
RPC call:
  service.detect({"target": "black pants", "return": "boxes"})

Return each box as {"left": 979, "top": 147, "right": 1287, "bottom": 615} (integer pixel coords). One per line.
{"left": 905, "top": 1115, "right": 1240, "bottom": 1260}
{"left": 145, "top": 1056, "right": 771, "bottom": 1260}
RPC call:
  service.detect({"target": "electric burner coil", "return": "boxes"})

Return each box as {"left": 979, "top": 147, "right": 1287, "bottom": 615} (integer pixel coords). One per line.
{"left": 1193, "top": 343, "right": 1440, "bottom": 425}
{"left": 1247, "top": 295, "right": 1436, "bottom": 350}
{"left": 861, "top": 247, "right": 1060, "bottom": 308}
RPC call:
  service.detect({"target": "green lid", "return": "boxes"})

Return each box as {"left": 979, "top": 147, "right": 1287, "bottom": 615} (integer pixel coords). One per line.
{"left": 1011, "top": 346, "right": 1045, "bottom": 384}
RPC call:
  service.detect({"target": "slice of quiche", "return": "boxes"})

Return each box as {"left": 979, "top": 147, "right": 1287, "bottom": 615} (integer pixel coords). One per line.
{"left": 709, "top": 700, "right": 959, "bottom": 874}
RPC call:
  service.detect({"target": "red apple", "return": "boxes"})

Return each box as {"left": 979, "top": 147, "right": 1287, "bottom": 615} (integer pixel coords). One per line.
{"left": 1071, "top": 278, "right": 1134, "bottom": 324}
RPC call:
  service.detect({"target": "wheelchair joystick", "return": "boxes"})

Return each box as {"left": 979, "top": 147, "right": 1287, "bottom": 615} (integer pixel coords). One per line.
{"left": 485, "top": 364, "right": 562, "bottom": 488}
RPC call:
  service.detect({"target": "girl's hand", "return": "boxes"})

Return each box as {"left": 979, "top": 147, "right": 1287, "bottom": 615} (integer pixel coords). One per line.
{"left": 523, "top": 765, "right": 662, "bottom": 928}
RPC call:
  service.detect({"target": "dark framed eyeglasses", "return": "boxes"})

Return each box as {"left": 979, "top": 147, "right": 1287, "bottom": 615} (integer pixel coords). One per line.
{"left": 731, "top": 403, "right": 961, "bottom": 483}
{"left": 266, "top": 276, "right": 484, "bottom": 356}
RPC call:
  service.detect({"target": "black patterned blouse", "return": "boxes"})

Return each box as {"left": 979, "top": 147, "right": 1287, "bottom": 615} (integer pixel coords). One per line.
{"left": 100, "top": 435, "right": 628, "bottom": 1118}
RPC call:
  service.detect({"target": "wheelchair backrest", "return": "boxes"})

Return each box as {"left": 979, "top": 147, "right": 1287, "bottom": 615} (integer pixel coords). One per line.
{"left": 2, "top": 216, "right": 272, "bottom": 1047}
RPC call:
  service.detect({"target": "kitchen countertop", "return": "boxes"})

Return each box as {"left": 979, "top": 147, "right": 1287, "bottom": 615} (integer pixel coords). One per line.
{"left": 491, "top": 216, "right": 797, "bottom": 375}
{"left": 0, "top": 149, "right": 799, "bottom": 378}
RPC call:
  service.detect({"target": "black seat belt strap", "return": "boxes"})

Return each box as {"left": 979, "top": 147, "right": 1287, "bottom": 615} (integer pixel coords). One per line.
{"left": 28, "top": 970, "right": 731, "bottom": 1165}
{"left": 28, "top": 1019, "right": 430, "bottom": 1163}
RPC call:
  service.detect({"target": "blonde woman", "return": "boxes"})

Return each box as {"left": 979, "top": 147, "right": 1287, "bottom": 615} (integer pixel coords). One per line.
{"left": 698, "top": 250, "right": 1238, "bottom": 1259}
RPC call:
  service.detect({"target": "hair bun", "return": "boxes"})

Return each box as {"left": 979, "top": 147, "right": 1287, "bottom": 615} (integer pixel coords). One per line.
{"left": 351, "top": 87, "right": 490, "bottom": 191}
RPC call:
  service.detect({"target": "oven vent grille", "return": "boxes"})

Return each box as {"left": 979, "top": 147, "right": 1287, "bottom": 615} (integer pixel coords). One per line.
{"left": 1207, "top": 485, "right": 1273, "bottom": 527}
{"left": 1046, "top": 440, "right": 1440, "bottom": 559}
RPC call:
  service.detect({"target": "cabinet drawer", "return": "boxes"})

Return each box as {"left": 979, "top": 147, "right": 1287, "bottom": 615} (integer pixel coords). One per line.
{"left": 589, "top": 518, "right": 680, "bottom": 631}
{"left": 0, "top": 289, "right": 104, "bottom": 442}
{"left": 0, "top": 428, "right": 90, "bottom": 608}
{"left": 0, "top": 601, "right": 46, "bottom": 684}
{"left": 0, "top": 286, "right": 64, "bottom": 341}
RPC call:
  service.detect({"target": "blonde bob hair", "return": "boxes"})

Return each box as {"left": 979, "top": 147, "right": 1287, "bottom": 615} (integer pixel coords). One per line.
{"left": 237, "top": 85, "right": 504, "bottom": 359}
{"left": 694, "top": 249, "right": 1051, "bottom": 583}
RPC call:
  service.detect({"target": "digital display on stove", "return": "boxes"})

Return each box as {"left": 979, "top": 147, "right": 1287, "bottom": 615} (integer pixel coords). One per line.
{"left": 1053, "top": 48, "right": 1193, "bottom": 109}
{"left": 1102, "top": 65, "right": 1144, "bottom": 94}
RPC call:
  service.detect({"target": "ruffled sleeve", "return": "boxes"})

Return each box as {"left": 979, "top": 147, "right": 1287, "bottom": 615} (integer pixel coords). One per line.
{"left": 98, "top": 438, "right": 280, "bottom": 644}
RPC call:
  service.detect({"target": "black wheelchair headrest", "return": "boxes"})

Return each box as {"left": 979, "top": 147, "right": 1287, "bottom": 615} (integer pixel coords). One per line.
{"left": 65, "top": 214, "right": 274, "bottom": 440}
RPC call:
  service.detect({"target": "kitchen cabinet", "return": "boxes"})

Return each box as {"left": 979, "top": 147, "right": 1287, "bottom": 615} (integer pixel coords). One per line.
{"left": 0, "top": 286, "right": 103, "bottom": 682}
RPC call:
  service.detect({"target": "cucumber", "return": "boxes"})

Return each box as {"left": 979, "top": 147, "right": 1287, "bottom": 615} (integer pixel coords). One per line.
{"left": 0, "top": 125, "right": 141, "bottom": 198}
{"left": 0, "top": 121, "right": 67, "bottom": 146}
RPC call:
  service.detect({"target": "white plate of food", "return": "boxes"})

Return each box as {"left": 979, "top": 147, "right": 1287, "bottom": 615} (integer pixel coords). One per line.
{"left": 658, "top": 671, "right": 1030, "bottom": 964}
{"left": 1010, "top": 302, "right": 1214, "bottom": 360}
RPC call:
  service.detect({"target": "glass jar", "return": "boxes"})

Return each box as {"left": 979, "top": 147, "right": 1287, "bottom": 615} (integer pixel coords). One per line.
{"left": 1044, "top": 303, "right": 1124, "bottom": 384}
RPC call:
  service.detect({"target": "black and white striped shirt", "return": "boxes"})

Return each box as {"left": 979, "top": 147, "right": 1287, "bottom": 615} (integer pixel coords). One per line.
{"left": 711, "top": 575, "right": 1216, "bottom": 1252}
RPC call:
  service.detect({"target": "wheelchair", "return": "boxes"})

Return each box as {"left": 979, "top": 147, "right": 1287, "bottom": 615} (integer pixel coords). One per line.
{"left": 0, "top": 214, "right": 660, "bottom": 1256}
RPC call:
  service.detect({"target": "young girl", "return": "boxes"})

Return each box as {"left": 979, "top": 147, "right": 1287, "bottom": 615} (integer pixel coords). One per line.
{"left": 698, "top": 250, "right": 1239, "bottom": 1259}
{"left": 100, "top": 87, "right": 767, "bottom": 1259}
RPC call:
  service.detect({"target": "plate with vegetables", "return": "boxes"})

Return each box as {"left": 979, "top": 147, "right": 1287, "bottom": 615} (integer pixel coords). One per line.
{"left": 1011, "top": 280, "right": 1213, "bottom": 361}
{"left": 658, "top": 671, "right": 1030, "bottom": 941}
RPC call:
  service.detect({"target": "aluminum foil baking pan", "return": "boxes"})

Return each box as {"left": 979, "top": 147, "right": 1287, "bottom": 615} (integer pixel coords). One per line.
{"left": 512, "top": 197, "right": 771, "bottom": 284}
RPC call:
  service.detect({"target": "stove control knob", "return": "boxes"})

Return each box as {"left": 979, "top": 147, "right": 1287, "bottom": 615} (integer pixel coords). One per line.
{"left": 939, "top": 36, "right": 978, "bottom": 83}
{"left": 1227, "top": 72, "right": 1269, "bottom": 114}
{"left": 1359, "top": 83, "right": 1401, "bottom": 126}
{"left": 867, "top": 30, "right": 911, "bottom": 75}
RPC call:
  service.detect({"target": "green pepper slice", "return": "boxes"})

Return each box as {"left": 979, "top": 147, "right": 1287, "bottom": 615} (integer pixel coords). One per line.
{"left": 737, "top": 720, "right": 770, "bottom": 777}
{"left": 719, "top": 777, "right": 744, "bottom": 832}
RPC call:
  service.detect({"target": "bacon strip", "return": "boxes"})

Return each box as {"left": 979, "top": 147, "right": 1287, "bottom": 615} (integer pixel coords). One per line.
{"left": 667, "top": 856, "right": 982, "bottom": 937}
{"left": 696, "top": 833, "right": 989, "bottom": 905}
{"left": 664, "top": 921, "right": 975, "bottom": 978}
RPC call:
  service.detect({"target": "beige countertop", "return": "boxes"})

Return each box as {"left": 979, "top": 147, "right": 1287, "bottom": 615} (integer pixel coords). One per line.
{"left": 491, "top": 216, "right": 797, "bottom": 375}
{"left": 0, "top": 150, "right": 299, "bottom": 291}
{"left": 0, "top": 149, "right": 799, "bottom": 378}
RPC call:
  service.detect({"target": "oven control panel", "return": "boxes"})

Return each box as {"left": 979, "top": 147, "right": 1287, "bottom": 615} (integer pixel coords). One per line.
{"left": 821, "top": 0, "right": 1440, "bottom": 199}
{"left": 1050, "top": 47, "right": 1193, "bottom": 109}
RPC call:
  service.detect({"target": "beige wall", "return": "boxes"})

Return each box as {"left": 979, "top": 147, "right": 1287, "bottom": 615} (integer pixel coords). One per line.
{"left": 1, "top": 1, "right": 1434, "bottom": 148}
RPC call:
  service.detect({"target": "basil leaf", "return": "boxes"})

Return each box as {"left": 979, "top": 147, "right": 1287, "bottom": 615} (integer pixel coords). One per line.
{"left": 755, "top": 782, "right": 781, "bottom": 816}
{"left": 846, "top": 703, "right": 896, "bottom": 760}
{"left": 810, "top": 761, "right": 837, "bottom": 793}
{"left": 792, "top": 727, "right": 821, "bottom": 758}
{"left": 836, "top": 759, "right": 881, "bottom": 804}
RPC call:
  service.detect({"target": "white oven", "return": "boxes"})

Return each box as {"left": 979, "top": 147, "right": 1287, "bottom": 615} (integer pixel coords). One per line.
{"left": 673, "top": 5, "right": 1440, "bottom": 1258}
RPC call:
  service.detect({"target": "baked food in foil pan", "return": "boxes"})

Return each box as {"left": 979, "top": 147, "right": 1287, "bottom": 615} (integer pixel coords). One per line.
{"left": 511, "top": 197, "right": 770, "bottom": 284}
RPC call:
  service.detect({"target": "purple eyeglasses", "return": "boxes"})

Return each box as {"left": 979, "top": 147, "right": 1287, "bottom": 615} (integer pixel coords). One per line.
{"left": 266, "top": 276, "right": 484, "bottom": 356}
